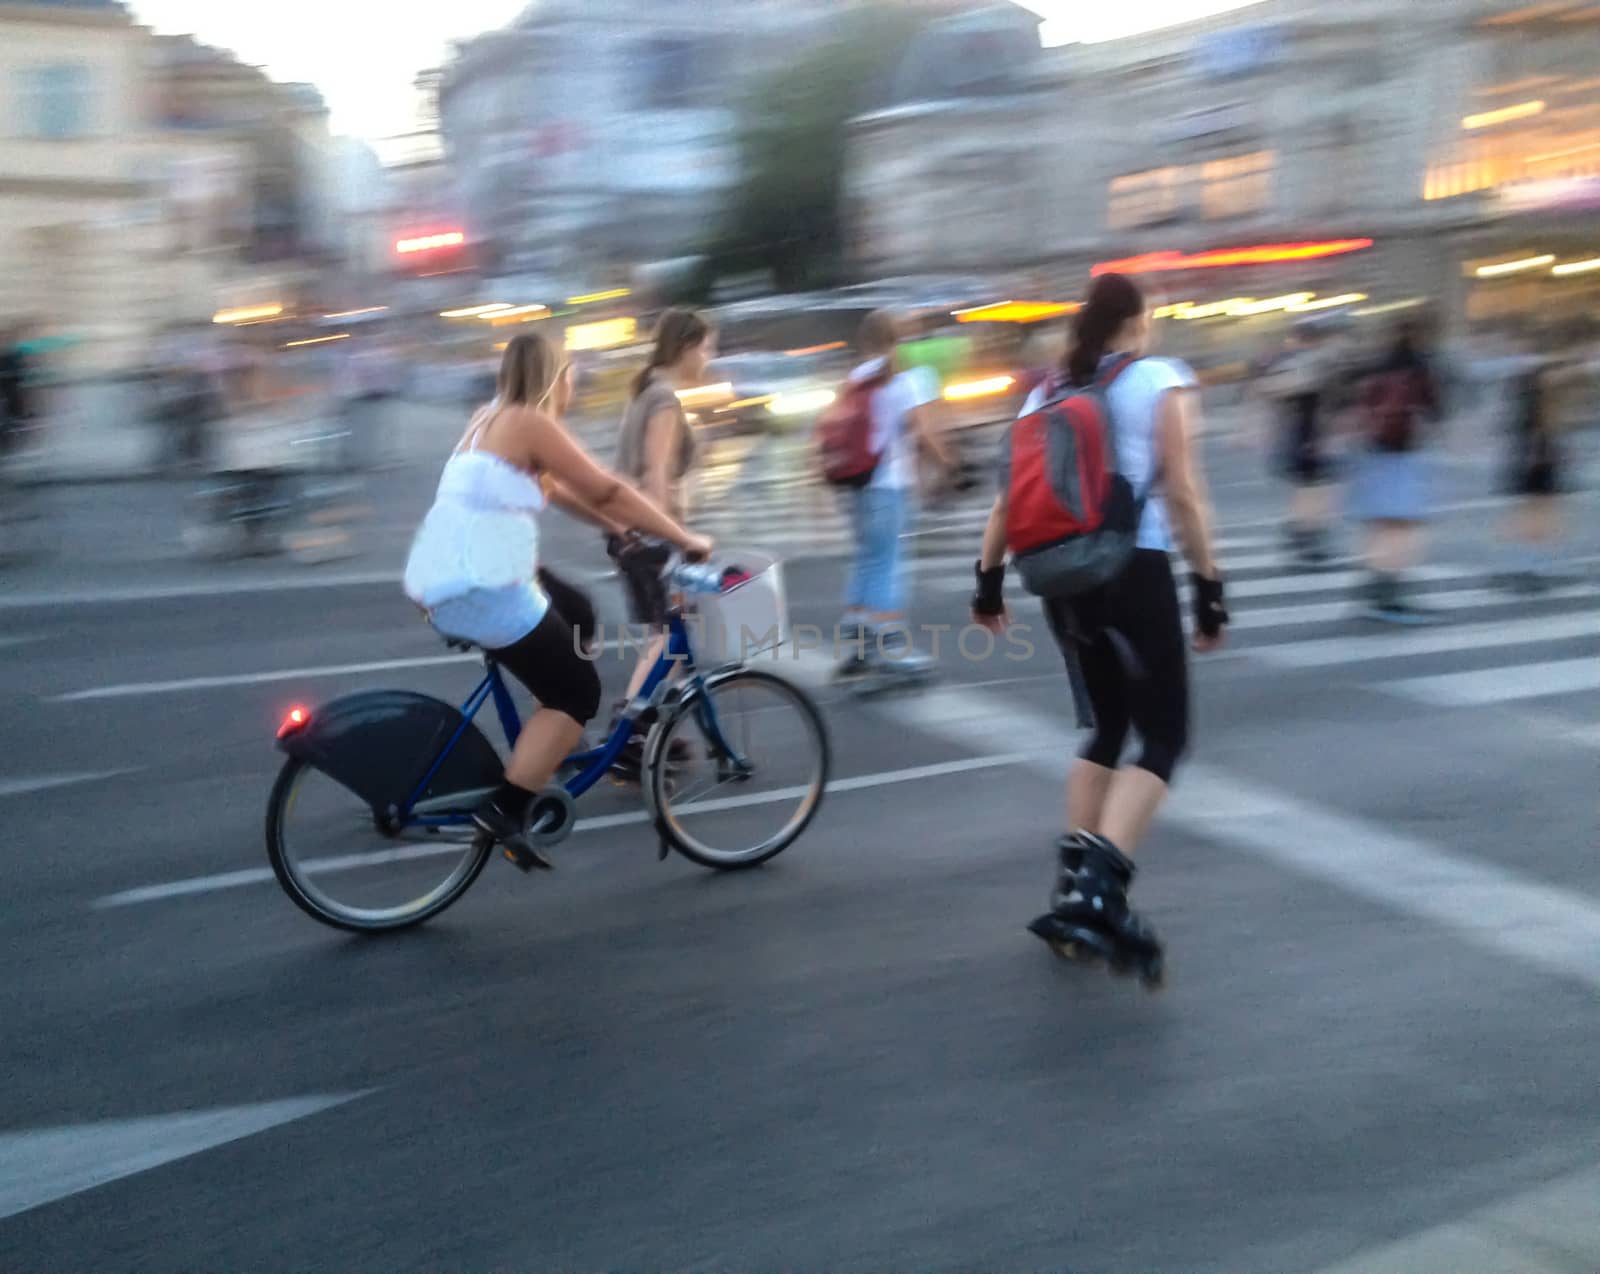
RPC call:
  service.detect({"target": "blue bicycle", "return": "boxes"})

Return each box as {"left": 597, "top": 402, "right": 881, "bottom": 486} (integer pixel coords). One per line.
{"left": 265, "top": 556, "right": 829, "bottom": 932}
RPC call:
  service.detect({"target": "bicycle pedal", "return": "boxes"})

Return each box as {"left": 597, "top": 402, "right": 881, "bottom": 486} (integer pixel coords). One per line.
{"left": 502, "top": 842, "right": 554, "bottom": 873}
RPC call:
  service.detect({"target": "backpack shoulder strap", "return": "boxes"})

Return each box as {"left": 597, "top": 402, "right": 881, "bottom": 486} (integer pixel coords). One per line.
{"left": 1097, "top": 353, "right": 1139, "bottom": 388}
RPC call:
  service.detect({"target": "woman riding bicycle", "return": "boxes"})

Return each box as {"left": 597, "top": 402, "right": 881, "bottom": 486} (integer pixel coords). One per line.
{"left": 607, "top": 307, "right": 716, "bottom": 768}
{"left": 404, "top": 332, "right": 711, "bottom": 868}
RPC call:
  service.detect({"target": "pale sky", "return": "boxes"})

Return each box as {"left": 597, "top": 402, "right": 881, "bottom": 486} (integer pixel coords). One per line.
{"left": 128, "top": 1, "right": 1265, "bottom": 142}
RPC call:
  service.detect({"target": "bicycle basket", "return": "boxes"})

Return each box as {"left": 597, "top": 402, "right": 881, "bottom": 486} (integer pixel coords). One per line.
{"left": 687, "top": 549, "right": 787, "bottom": 663}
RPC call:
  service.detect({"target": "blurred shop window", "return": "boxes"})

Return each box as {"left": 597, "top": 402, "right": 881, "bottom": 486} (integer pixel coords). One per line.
{"left": 1108, "top": 166, "right": 1186, "bottom": 229}
{"left": 1200, "top": 151, "right": 1274, "bottom": 220}
{"left": 1109, "top": 151, "right": 1274, "bottom": 229}
{"left": 22, "top": 64, "right": 94, "bottom": 140}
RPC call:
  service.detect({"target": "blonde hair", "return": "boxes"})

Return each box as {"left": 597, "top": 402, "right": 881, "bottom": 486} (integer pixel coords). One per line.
{"left": 497, "top": 331, "right": 565, "bottom": 409}
{"left": 858, "top": 309, "right": 901, "bottom": 357}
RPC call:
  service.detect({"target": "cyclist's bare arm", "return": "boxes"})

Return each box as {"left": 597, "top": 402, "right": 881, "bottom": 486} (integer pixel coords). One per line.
{"left": 509, "top": 405, "right": 706, "bottom": 553}
{"left": 542, "top": 476, "right": 627, "bottom": 536}
{"left": 1156, "top": 389, "right": 1219, "bottom": 579}
{"left": 909, "top": 402, "right": 956, "bottom": 470}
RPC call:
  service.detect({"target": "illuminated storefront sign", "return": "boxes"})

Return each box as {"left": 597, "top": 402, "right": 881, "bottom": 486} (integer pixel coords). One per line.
{"left": 396, "top": 231, "right": 466, "bottom": 255}
{"left": 1091, "top": 239, "right": 1374, "bottom": 276}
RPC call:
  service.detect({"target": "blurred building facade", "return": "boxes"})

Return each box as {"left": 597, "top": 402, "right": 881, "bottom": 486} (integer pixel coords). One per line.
{"left": 0, "top": 0, "right": 164, "bottom": 372}
{"left": 0, "top": 2, "right": 381, "bottom": 374}
{"left": 435, "top": 0, "right": 846, "bottom": 294}
{"left": 847, "top": 0, "right": 1600, "bottom": 333}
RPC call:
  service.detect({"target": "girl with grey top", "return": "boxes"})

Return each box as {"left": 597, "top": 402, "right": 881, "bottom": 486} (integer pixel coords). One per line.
{"left": 608, "top": 309, "right": 717, "bottom": 766}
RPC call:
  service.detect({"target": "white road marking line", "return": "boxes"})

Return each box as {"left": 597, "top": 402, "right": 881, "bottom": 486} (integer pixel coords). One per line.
{"left": 0, "top": 771, "right": 134, "bottom": 799}
{"left": 1223, "top": 564, "right": 1461, "bottom": 598}
{"left": 848, "top": 680, "right": 1600, "bottom": 989}
{"left": 923, "top": 562, "right": 1477, "bottom": 601}
{"left": 1384, "top": 656, "right": 1600, "bottom": 708}
{"left": 1214, "top": 495, "right": 1512, "bottom": 535}
{"left": 1227, "top": 583, "right": 1600, "bottom": 631}
{"left": 90, "top": 752, "right": 1037, "bottom": 908}
{"left": 43, "top": 638, "right": 640, "bottom": 702}
{"left": 1311, "top": 1161, "right": 1600, "bottom": 1272}
{"left": 0, "top": 1092, "right": 374, "bottom": 1222}
{"left": 1247, "top": 612, "right": 1600, "bottom": 669}
{"left": 0, "top": 569, "right": 402, "bottom": 610}
{"left": 52, "top": 654, "right": 480, "bottom": 701}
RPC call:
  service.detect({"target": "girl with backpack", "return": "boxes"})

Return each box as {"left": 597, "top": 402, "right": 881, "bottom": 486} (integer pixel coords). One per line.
{"left": 1347, "top": 320, "right": 1442, "bottom": 622}
{"left": 969, "top": 273, "right": 1228, "bottom": 978}
{"left": 826, "top": 309, "right": 956, "bottom": 678}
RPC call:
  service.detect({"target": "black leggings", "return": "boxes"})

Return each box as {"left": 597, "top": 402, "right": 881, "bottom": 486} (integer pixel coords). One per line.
{"left": 488, "top": 568, "right": 603, "bottom": 724}
{"left": 1043, "top": 549, "right": 1189, "bottom": 784}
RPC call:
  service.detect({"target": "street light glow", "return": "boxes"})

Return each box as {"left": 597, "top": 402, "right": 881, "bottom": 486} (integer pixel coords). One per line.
{"left": 396, "top": 231, "right": 466, "bottom": 254}
{"left": 1475, "top": 254, "right": 1556, "bottom": 277}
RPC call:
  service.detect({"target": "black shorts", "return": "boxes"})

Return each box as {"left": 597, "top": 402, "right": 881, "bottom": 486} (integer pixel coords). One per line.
{"left": 1508, "top": 461, "right": 1559, "bottom": 497}
{"left": 1281, "top": 399, "right": 1332, "bottom": 486}
{"left": 607, "top": 534, "right": 673, "bottom": 627}
{"left": 486, "top": 569, "right": 603, "bottom": 724}
{"left": 1042, "top": 549, "right": 1190, "bottom": 784}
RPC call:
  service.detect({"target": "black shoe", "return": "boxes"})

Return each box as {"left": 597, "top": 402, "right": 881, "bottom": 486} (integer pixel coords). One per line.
{"left": 1029, "top": 833, "right": 1164, "bottom": 986}
{"left": 1046, "top": 832, "right": 1161, "bottom": 956}
{"left": 610, "top": 732, "right": 692, "bottom": 779}
{"left": 472, "top": 793, "right": 552, "bottom": 872}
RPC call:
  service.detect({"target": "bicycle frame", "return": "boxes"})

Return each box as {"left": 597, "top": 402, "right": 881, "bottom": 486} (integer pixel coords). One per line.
{"left": 395, "top": 608, "right": 746, "bottom": 831}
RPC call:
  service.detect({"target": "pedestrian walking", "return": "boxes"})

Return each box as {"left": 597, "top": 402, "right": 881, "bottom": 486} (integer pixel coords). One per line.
{"left": 971, "top": 272, "right": 1228, "bottom": 984}
{"left": 1496, "top": 347, "right": 1578, "bottom": 593}
{"left": 0, "top": 323, "right": 35, "bottom": 462}
{"left": 826, "top": 309, "right": 956, "bottom": 686}
{"left": 337, "top": 328, "right": 401, "bottom": 471}
{"left": 1260, "top": 322, "right": 1340, "bottom": 567}
{"left": 1346, "top": 319, "right": 1444, "bottom": 622}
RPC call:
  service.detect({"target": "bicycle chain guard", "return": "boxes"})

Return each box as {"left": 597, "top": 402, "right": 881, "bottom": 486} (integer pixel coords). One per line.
{"left": 525, "top": 786, "right": 577, "bottom": 849}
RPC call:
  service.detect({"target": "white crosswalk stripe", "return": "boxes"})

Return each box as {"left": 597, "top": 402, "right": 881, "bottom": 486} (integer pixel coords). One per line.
{"left": 660, "top": 468, "right": 1598, "bottom": 723}
{"left": 1384, "top": 657, "right": 1600, "bottom": 708}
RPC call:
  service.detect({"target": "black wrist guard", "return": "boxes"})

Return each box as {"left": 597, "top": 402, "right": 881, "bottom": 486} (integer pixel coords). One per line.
{"left": 1191, "top": 573, "right": 1228, "bottom": 637}
{"left": 972, "top": 560, "right": 1006, "bottom": 615}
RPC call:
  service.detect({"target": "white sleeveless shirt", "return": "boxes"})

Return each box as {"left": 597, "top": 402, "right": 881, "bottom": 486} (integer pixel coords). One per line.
{"left": 403, "top": 406, "right": 550, "bottom": 648}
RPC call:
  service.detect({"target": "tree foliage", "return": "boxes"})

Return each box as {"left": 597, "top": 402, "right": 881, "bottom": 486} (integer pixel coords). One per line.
{"left": 696, "top": 3, "right": 933, "bottom": 297}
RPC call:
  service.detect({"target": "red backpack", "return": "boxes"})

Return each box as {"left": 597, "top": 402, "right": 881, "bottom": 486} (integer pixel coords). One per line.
{"left": 815, "top": 366, "right": 891, "bottom": 487}
{"left": 1004, "top": 355, "right": 1145, "bottom": 598}
{"left": 1362, "top": 367, "right": 1432, "bottom": 450}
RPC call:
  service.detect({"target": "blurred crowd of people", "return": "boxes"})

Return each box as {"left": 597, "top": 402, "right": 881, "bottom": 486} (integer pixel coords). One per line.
{"left": 1252, "top": 314, "right": 1594, "bottom": 619}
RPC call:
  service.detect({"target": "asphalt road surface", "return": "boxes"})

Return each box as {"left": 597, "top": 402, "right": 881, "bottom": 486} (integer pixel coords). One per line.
{"left": 3, "top": 419, "right": 1599, "bottom": 1272}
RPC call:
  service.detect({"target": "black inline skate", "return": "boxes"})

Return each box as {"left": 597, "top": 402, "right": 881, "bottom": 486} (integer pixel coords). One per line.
{"left": 1028, "top": 832, "right": 1165, "bottom": 989}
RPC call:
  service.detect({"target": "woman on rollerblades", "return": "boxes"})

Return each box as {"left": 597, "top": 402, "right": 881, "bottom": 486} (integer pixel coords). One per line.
{"left": 971, "top": 273, "right": 1229, "bottom": 985}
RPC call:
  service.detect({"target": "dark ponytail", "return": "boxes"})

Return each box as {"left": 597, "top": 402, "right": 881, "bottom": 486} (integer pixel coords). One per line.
{"left": 1063, "top": 273, "right": 1146, "bottom": 387}
{"left": 632, "top": 307, "right": 711, "bottom": 398}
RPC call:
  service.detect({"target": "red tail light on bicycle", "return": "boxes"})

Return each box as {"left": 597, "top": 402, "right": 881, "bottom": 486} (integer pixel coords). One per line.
{"left": 277, "top": 706, "right": 310, "bottom": 739}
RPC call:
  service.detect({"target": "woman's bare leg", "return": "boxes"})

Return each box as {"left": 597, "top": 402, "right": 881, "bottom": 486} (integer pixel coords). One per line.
{"left": 504, "top": 710, "right": 585, "bottom": 791}
{"left": 1098, "top": 767, "right": 1170, "bottom": 857}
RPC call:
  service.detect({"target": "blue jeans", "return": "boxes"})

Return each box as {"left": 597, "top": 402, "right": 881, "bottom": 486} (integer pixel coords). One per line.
{"left": 845, "top": 485, "right": 911, "bottom": 616}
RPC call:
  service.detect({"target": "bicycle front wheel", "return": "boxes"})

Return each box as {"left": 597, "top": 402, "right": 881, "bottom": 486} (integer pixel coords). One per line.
{"left": 648, "top": 667, "right": 829, "bottom": 870}
{"left": 265, "top": 757, "right": 493, "bottom": 933}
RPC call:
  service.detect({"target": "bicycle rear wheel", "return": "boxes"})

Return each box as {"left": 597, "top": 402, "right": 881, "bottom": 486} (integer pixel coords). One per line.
{"left": 648, "top": 667, "right": 828, "bottom": 869}
{"left": 266, "top": 757, "right": 493, "bottom": 932}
